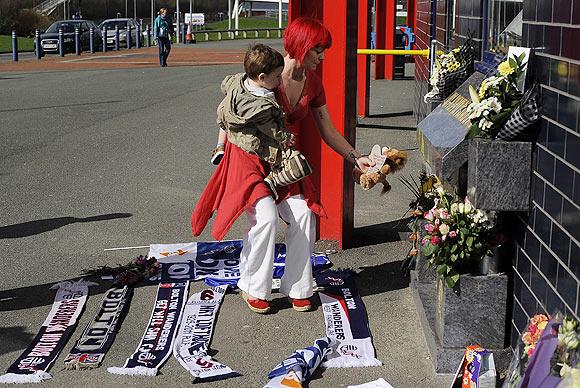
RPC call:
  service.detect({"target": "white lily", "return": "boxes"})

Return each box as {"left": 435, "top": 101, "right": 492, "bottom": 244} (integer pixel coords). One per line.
{"left": 468, "top": 85, "right": 480, "bottom": 104}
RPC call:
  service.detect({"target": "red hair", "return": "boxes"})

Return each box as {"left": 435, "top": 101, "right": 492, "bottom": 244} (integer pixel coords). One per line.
{"left": 284, "top": 17, "right": 332, "bottom": 63}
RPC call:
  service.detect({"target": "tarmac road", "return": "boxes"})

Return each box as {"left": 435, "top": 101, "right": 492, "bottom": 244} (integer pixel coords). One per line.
{"left": 0, "top": 39, "right": 453, "bottom": 387}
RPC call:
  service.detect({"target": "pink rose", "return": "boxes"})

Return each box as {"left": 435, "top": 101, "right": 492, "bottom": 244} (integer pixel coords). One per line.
{"left": 424, "top": 224, "right": 435, "bottom": 233}
{"left": 449, "top": 230, "right": 457, "bottom": 238}
{"left": 422, "top": 237, "right": 429, "bottom": 245}
{"left": 431, "top": 236, "right": 440, "bottom": 245}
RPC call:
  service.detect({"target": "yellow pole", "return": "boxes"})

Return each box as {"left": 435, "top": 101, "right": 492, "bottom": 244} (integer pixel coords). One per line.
{"left": 357, "top": 48, "right": 430, "bottom": 57}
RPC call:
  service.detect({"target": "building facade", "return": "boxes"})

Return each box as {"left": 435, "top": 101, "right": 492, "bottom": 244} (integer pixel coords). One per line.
{"left": 413, "top": 0, "right": 580, "bottom": 346}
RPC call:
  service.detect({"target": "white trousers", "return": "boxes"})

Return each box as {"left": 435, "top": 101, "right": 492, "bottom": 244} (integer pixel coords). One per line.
{"left": 237, "top": 194, "right": 316, "bottom": 300}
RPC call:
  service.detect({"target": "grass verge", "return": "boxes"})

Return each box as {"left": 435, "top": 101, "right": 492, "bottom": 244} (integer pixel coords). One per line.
{"left": 0, "top": 35, "right": 35, "bottom": 53}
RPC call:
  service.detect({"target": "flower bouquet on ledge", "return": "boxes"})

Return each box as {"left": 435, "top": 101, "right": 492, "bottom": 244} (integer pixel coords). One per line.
{"left": 419, "top": 184, "right": 496, "bottom": 288}
{"left": 423, "top": 38, "right": 476, "bottom": 103}
{"left": 465, "top": 52, "right": 540, "bottom": 140}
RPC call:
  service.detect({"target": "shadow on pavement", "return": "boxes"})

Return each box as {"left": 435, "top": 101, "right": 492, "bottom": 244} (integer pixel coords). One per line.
{"left": 350, "top": 217, "right": 412, "bottom": 249}
{"left": 366, "top": 110, "right": 413, "bottom": 118}
{"left": 0, "top": 213, "right": 132, "bottom": 239}
{"left": 355, "top": 260, "right": 410, "bottom": 297}
{"left": 0, "top": 326, "right": 36, "bottom": 356}
{"left": 0, "top": 278, "right": 112, "bottom": 312}
{"left": 356, "top": 123, "right": 416, "bottom": 130}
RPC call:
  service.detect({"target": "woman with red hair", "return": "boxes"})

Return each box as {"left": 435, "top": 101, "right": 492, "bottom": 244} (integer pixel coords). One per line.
{"left": 192, "top": 17, "right": 373, "bottom": 314}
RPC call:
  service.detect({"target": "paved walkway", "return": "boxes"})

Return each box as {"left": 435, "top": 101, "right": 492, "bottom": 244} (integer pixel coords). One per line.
{"left": 0, "top": 39, "right": 453, "bottom": 387}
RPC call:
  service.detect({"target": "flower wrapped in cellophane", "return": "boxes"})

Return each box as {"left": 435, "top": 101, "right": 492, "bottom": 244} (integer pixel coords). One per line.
{"left": 424, "top": 39, "right": 475, "bottom": 103}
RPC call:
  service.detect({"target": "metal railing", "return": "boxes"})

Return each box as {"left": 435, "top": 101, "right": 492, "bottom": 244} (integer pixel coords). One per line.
{"left": 191, "top": 27, "right": 285, "bottom": 42}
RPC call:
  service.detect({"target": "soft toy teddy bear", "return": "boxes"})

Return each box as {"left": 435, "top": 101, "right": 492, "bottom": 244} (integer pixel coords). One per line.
{"left": 353, "top": 145, "right": 408, "bottom": 195}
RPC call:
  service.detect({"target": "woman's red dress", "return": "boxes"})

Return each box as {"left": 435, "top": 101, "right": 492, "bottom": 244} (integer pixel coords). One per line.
{"left": 191, "top": 69, "right": 327, "bottom": 240}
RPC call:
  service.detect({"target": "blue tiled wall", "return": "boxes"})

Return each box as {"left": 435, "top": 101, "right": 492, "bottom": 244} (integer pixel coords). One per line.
{"left": 510, "top": 0, "right": 580, "bottom": 346}
{"left": 412, "top": 0, "right": 580, "bottom": 348}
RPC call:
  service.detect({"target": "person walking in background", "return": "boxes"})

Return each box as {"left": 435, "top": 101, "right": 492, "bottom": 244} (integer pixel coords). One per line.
{"left": 153, "top": 8, "right": 173, "bottom": 67}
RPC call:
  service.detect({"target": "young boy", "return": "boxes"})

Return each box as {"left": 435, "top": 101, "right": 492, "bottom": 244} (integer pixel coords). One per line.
{"left": 213, "top": 43, "right": 310, "bottom": 199}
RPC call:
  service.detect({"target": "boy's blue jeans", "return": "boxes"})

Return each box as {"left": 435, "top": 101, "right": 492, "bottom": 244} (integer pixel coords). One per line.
{"left": 157, "top": 37, "right": 171, "bottom": 66}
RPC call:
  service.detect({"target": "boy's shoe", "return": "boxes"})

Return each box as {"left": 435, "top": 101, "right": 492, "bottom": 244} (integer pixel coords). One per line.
{"left": 264, "top": 176, "right": 279, "bottom": 200}
{"left": 290, "top": 298, "right": 312, "bottom": 312}
{"left": 241, "top": 291, "right": 270, "bottom": 314}
{"left": 211, "top": 145, "right": 225, "bottom": 165}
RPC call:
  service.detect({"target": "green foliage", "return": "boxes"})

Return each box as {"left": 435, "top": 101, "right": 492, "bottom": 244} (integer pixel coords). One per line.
{"left": 0, "top": 35, "right": 35, "bottom": 53}
{"left": 420, "top": 186, "right": 495, "bottom": 288}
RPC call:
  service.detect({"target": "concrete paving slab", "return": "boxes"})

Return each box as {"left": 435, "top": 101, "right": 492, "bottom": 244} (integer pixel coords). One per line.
{"left": 0, "top": 39, "right": 454, "bottom": 388}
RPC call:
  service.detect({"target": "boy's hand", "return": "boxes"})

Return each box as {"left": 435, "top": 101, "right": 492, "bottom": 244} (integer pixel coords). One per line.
{"left": 282, "top": 134, "right": 296, "bottom": 149}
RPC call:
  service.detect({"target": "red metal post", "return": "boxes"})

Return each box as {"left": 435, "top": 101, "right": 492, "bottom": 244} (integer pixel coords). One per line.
{"left": 357, "top": 0, "right": 371, "bottom": 117}
{"left": 375, "top": 0, "right": 396, "bottom": 80}
{"left": 288, "top": 0, "right": 358, "bottom": 248}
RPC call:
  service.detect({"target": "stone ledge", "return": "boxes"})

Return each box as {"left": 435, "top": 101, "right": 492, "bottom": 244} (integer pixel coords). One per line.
{"left": 410, "top": 271, "right": 512, "bottom": 376}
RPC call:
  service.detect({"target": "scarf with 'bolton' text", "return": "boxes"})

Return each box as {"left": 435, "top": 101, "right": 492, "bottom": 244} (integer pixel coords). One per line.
{"left": 64, "top": 285, "right": 133, "bottom": 369}
{"left": 316, "top": 270, "right": 382, "bottom": 368}
{"left": 0, "top": 280, "right": 93, "bottom": 384}
{"left": 108, "top": 281, "right": 188, "bottom": 376}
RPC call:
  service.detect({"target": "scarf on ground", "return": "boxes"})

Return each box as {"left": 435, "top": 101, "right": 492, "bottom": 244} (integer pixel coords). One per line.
{"left": 64, "top": 285, "right": 133, "bottom": 369}
{"left": 315, "top": 270, "right": 382, "bottom": 368}
{"left": 148, "top": 240, "right": 330, "bottom": 287}
{"left": 173, "top": 285, "right": 240, "bottom": 382}
{"left": 107, "top": 281, "right": 188, "bottom": 376}
{"left": 0, "top": 279, "right": 93, "bottom": 384}
{"left": 264, "top": 337, "right": 331, "bottom": 388}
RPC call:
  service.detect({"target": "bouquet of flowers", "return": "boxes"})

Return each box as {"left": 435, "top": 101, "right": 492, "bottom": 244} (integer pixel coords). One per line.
{"left": 551, "top": 317, "right": 579, "bottom": 379}
{"left": 424, "top": 39, "right": 475, "bottom": 103}
{"left": 465, "top": 52, "right": 539, "bottom": 139}
{"left": 522, "top": 314, "right": 551, "bottom": 358}
{"left": 399, "top": 172, "right": 439, "bottom": 275}
{"left": 420, "top": 184, "right": 495, "bottom": 288}
{"left": 82, "top": 255, "right": 161, "bottom": 286}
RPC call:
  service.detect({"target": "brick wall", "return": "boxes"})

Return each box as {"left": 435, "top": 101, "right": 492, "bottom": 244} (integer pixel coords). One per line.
{"left": 511, "top": 0, "right": 580, "bottom": 345}
{"left": 414, "top": 0, "right": 434, "bottom": 122}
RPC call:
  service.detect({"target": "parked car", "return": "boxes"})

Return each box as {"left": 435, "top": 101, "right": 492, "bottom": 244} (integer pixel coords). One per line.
{"left": 40, "top": 20, "right": 103, "bottom": 54}
{"left": 99, "top": 18, "right": 141, "bottom": 48}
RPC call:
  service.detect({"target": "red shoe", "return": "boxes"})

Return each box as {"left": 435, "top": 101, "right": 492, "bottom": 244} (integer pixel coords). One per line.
{"left": 241, "top": 291, "right": 270, "bottom": 314}
{"left": 290, "top": 298, "right": 312, "bottom": 312}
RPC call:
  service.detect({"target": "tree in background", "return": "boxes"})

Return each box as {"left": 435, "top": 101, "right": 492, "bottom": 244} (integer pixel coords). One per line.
{"left": 0, "top": 0, "right": 229, "bottom": 35}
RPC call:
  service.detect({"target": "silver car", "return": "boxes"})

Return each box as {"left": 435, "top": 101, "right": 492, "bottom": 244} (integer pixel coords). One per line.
{"left": 99, "top": 18, "right": 141, "bottom": 48}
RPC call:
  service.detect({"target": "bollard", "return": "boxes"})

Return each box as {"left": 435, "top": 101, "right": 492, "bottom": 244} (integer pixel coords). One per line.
{"left": 11, "top": 31, "right": 18, "bottom": 62}
{"left": 35, "top": 29, "right": 42, "bottom": 59}
{"left": 102, "top": 27, "right": 107, "bottom": 52}
{"left": 127, "top": 24, "right": 132, "bottom": 49}
{"left": 145, "top": 24, "right": 150, "bottom": 47}
{"left": 136, "top": 24, "right": 141, "bottom": 48}
{"left": 75, "top": 26, "right": 81, "bottom": 55}
{"left": 89, "top": 27, "right": 95, "bottom": 53}
{"left": 114, "top": 25, "right": 120, "bottom": 51}
{"left": 58, "top": 27, "right": 65, "bottom": 57}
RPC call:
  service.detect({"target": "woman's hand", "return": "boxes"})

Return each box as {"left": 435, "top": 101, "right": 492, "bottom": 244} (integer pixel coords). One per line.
{"left": 355, "top": 155, "right": 375, "bottom": 172}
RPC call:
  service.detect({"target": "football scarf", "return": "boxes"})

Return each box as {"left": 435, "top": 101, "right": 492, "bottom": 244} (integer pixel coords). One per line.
{"left": 64, "top": 285, "right": 133, "bottom": 369}
{"left": 173, "top": 285, "right": 240, "bottom": 382}
{"left": 0, "top": 280, "right": 92, "bottom": 383}
{"left": 264, "top": 337, "right": 331, "bottom": 388}
{"left": 108, "top": 281, "right": 188, "bottom": 376}
{"left": 148, "top": 240, "right": 331, "bottom": 287}
{"left": 316, "top": 270, "right": 382, "bottom": 368}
